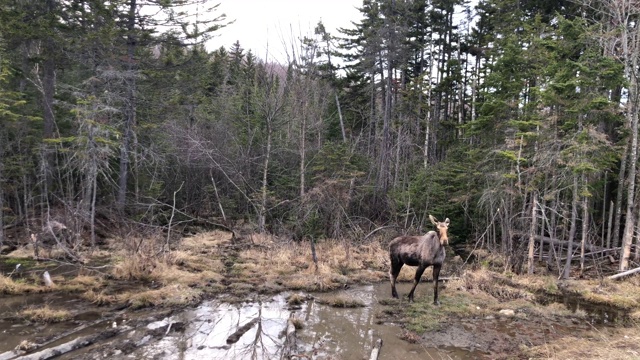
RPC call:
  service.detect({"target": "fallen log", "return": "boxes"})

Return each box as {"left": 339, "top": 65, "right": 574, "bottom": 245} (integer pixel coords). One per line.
{"left": 369, "top": 338, "right": 383, "bottom": 360}
{"left": 363, "top": 226, "right": 401, "bottom": 241}
{"left": 609, "top": 266, "right": 640, "bottom": 280}
{"left": 226, "top": 317, "right": 258, "bottom": 344}
{"left": 281, "top": 317, "right": 297, "bottom": 360}
{"left": 533, "top": 235, "right": 605, "bottom": 253}
{"left": 10, "top": 329, "right": 120, "bottom": 360}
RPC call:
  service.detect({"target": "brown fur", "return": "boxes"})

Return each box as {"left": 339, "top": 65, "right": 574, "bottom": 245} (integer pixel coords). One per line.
{"left": 389, "top": 215, "right": 450, "bottom": 304}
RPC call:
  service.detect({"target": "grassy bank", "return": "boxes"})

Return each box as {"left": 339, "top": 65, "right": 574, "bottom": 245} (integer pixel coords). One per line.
{"left": 2, "top": 231, "right": 640, "bottom": 352}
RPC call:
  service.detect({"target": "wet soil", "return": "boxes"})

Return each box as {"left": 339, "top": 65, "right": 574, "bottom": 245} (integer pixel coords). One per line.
{"left": 0, "top": 280, "right": 627, "bottom": 360}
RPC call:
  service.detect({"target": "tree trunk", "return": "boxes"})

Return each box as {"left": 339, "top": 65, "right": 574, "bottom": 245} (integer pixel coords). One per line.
{"left": 117, "top": 0, "right": 138, "bottom": 213}
{"left": 620, "top": 87, "right": 638, "bottom": 271}
{"left": 335, "top": 93, "right": 346, "bottom": 143}
{"left": 609, "top": 265, "right": 640, "bottom": 280}
{"left": 377, "top": 60, "right": 392, "bottom": 193}
{"left": 300, "top": 107, "right": 306, "bottom": 199}
{"left": 561, "top": 177, "right": 579, "bottom": 279}
{"left": 580, "top": 184, "right": 588, "bottom": 276}
{"left": 90, "top": 164, "right": 97, "bottom": 249}
{"left": 612, "top": 142, "right": 628, "bottom": 248}
{"left": 258, "top": 119, "right": 272, "bottom": 233}
{"left": 606, "top": 200, "right": 614, "bottom": 248}
{"left": 0, "top": 158, "right": 3, "bottom": 250}
{"left": 42, "top": 0, "right": 57, "bottom": 198}
{"left": 424, "top": 39, "right": 433, "bottom": 168}
{"left": 527, "top": 193, "right": 537, "bottom": 274}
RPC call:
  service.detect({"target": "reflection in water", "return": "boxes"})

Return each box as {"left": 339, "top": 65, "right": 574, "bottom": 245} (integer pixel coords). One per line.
{"left": 179, "top": 299, "right": 290, "bottom": 359}
{"left": 299, "top": 284, "right": 471, "bottom": 360}
{"left": 137, "top": 284, "right": 472, "bottom": 360}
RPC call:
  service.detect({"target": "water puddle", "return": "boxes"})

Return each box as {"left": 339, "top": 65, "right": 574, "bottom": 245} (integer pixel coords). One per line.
{"left": 535, "top": 292, "right": 628, "bottom": 325}
{"left": 132, "top": 284, "right": 474, "bottom": 360}
{"left": 0, "top": 282, "right": 628, "bottom": 360}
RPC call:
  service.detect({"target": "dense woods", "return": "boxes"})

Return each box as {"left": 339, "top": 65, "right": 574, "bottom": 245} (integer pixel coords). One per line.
{"left": 1, "top": 0, "right": 639, "bottom": 277}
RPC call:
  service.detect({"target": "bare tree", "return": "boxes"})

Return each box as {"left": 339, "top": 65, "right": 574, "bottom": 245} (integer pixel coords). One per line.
{"left": 593, "top": 0, "right": 640, "bottom": 271}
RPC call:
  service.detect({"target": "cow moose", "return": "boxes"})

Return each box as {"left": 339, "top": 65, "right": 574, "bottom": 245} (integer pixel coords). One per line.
{"left": 389, "top": 215, "right": 450, "bottom": 305}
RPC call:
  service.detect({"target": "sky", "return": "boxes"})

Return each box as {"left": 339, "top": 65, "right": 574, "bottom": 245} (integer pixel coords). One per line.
{"left": 207, "top": 0, "right": 363, "bottom": 62}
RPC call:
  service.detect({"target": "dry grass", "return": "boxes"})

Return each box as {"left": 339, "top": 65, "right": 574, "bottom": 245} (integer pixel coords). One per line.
{"left": 315, "top": 294, "right": 365, "bottom": 308}
{"left": 286, "top": 293, "right": 307, "bottom": 306}
{"left": 123, "top": 284, "right": 203, "bottom": 309}
{"left": 4, "top": 231, "right": 390, "bottom": 301}
{"left": 20, "top": 305, "right": 71, "bottom": 323}
{"left": 169, "top": 250, "right": 225, "bottom": 273}
{"left": 579, "top": 280, "right": 640, "bottom": 309}
{"left": 232, "top": 238, "right": 388, "bottom": 292}
{"left": 510, "top": 274, "right": 560, "bottom": 294}
{"left": 180, "top": 231, "right": 233, "bottom": 252}
{"left": 111, "top": 253, "right": 158, "bottom": 282}
{"left": 58, "top": 275, "right": 106, "bottom": 293}
{"left": 0, "top": 274, "right": 48, "bottom": 294}
{"left": 525, "top": 325, "right": 640, "bottom": 359}
{"left": 5, "top": 246, "right": 35, "bottom": 259}
{"left": 111, "top": 254, "right": 223, "bottom": 288}
{"left": 81, "top": 289, "right": 118, "bottom": 305}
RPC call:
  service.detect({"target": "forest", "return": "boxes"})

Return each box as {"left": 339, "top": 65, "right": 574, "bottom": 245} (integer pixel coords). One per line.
{"left": 0, "top": 0, "right": 639, "bottom": 280}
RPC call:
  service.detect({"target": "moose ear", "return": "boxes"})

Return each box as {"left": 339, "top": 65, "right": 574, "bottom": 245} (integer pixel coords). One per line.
{"left": 444, "top": 218, "right": 450, "bottom": 226}
{"left": 429, "top": 215, "right": 438, "bottom": 225}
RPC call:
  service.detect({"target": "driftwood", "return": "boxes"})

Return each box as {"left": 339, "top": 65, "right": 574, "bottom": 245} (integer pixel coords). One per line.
{"left": 281, "top": 318, "right": 297, "bottom": 360}
{"left": 8, "top": 329, "right": 119, "bottom": 360}
{"left": 609, "top": 266, "right": 640, "bottom": 280}
{"left": 369, "top": 338, "right": 383, "bottom": 360}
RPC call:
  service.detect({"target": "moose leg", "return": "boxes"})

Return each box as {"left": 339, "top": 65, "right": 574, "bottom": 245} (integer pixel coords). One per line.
{"left": 432, "top": 264, "right": 442, "bottom": 305}
{"left": 389, "top": 259, "right": 403, "bottom": 298}
{"left": 407, "top": 264, "right": 427, "bottom": 302}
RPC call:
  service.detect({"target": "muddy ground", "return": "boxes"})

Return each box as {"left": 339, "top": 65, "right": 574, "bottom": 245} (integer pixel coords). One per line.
{"left": 1, "top": 231, "right": 640, "bottom": 359}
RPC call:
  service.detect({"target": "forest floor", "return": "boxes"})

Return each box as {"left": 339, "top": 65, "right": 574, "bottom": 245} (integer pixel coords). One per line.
{"left": 1, "top": 230, "right": 640, "bottom": 359}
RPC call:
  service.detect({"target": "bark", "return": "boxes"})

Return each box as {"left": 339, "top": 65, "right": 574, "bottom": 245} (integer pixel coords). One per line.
{"left": 299, "top": 105, "right": 306, "bottom": 199}
{"left": 369, "top": 338, "right": 383, "bottom": 360}
{"left": 281, "top": 317, "right": 297, "bottom": 360}
{"left": 424, "top": 39, "right": 433, "bottom": 168}
{"left": 0, "top": 161, "right": 3, "bottom": 250}
{"left": 210, "top": 171, "right": 226, "bottom": 222}
{"left": 609, "top": 0, "right": 640, "bottom": 271}
{"left": 612, "top": 142, "right": 628, "bottom": 248}
{"left": 258, "top": 119, "right": 272, "bottom": 233}
{"left": 527, "top": 194, "right": 537, "bottom": 274}
{"left": 609, "top": 266, "right": 640, "bottom": 280}
{"left": 561, "top": 177, "right": 579, "bottom": 279}
{"left": 620, "top": 97, "right": 638, "bottom": 271}
{"left": 310, "top": 237, "right": 318, "bottom": 273}
{"left": 14, "top": 329, "right": 120, "bottom": 360}
{"left": 580, "top": 188, "right": 588, "bottom": 276}
{"left": 378, "top": 60, "right": 392, "bottom": 193}
{"left": 635, "top": 200, "right": 640, "bottom": 260}
{"left": 90, "top": 167, "right": 97, "bottom": 248}
{"left": 606, "top": 200, "right": 614, "bottom": 249}
{"left": 335, "top": 93, "right": 346, "bottom": 143}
